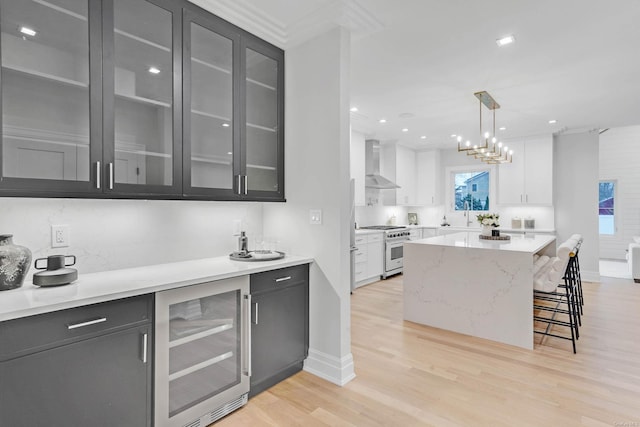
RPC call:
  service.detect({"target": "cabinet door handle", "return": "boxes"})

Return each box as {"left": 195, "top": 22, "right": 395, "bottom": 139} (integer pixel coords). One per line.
{"left": 96, "top": 161, "right": 101, "bottom": 189}
{"left": 108, "top": 162, "right": 114, "bottom": 189}
{"left": 253, "top": 302, "right": 259, "bottom": 325}
{"left": 520, "top": 194, "right": 523, "bottom": 203}
{"left": 275, "top": 276, "right": 291, "bottom": 283}
{"left": 237, "top": 175, "right": 242, "bottom": 195}
{"left": 141, "top": 332, "right": 148, "bottom": 364}
{"left": 526, "top": 194, "right": 528, "bottom": 203}
{"left": 67, "top": 317, "right": 107, "bottom": 330}
{"left": 244, "top": 175, "right": 248, "bottom": 195}
{"left": 243, "top": 294, "right": 252, "bottom": 377}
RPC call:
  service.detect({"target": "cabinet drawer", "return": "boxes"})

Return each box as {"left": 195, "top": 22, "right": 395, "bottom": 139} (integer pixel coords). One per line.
{"left": 355, "top": 236, "right": 367, "bottom": 245}
{"left": 354, "top": 262, "right": 367, "bottom": 281}
{"left": 368, "top": 233, "right": 383, "bottom": 243}
{"left": 250, "top": 264, "right": 309, "bottom": 294}
{"left": 355, "top": 250, "right": 367, "bottom": 263}
{"left": 0, "top": 294, "right": 152, "bottom": 360}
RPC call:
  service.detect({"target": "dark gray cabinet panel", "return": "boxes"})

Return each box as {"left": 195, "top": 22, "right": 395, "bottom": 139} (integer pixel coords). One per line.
{"left": 249, "top": 264, "right": 309, "bottom": 397}
{"left": 0, "top": 295, "right": 153, "bottom": 427}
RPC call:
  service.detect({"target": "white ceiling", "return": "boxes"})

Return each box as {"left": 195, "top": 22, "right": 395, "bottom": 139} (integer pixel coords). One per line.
{"left": 198, "top": 0, "right": 640, "bottom": 149}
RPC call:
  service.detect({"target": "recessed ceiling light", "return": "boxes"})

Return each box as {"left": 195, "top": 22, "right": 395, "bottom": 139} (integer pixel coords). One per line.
{"left": 401, "top": 128, "right": 409, "bottom": 132}
{"left": 222, "top": 123, "right": 230, "bottom": 127}
{"left": 420, "top": 136, "right": 427, "bottom": 140}
{"left": 227, "top": 151, "right": 232, "bottom": 155}
{"left": 379, "top": 119, "right": 387, "bottom": 124}
{"left": 148, "top": 66, "right": 161, "bottom": 74}
{"left": 19, "top": 26, "right": 37, "bottom": 37}
{"left": 350, "top": 107, "right": 358, "bottom": 112}
{"left": 548, "top": 119, "right": 557, "bottom": 124}
{"left": 496, "top": 35, "right": 515, "bottom": 47}
{"left": 499, "top": 126, "right": 506, "bottom": 131}
{"left": 451, "top": 134, "right": 457, "bottom": 138}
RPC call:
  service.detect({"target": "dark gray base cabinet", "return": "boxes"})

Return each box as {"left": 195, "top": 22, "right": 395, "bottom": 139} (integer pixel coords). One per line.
{"left": 0, "top": 295, "right": 153, "bottom": 427}
{"left": 249, "top": 264, "right": 309, "bottom": 397}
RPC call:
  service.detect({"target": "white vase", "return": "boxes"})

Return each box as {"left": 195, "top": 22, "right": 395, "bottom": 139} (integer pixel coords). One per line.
{"left": 481, "top": 225, "right": 494, "bottom": 236}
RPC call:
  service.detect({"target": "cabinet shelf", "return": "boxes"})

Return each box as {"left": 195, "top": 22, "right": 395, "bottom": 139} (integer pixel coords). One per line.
{"left": 115, "top": 147, "right": 171, "bottom": 159}
{"left": 1, "top": 64, "right": 88, "bottom": 89}
{"left": 191, "top": 109, "right": 231, "bottom": 122}
{"left": 190, "top": 56, "right": 275, "bottom": 91}
{"left": 168, "top": 350, "right": 233, "bottom": 382}
{"left": 115, "top": 91, "right": 170, "bottom": 108}
{"left": 247, "top": 122, "right": 276, "bottom": 133}
{"left": 169, "top": 322, "right": 233, "bottom": 348}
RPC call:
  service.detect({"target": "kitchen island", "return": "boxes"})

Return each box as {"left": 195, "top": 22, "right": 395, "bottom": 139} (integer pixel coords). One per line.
{"left": 403, "top": 232, "right": 556, "bottom": 349}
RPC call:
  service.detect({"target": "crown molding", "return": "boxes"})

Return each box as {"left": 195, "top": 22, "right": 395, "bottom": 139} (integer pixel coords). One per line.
{"left": 188, "top": 0, "right": 383, "bottom": 49}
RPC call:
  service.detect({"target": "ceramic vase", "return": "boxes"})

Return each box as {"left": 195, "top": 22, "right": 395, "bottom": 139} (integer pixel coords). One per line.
{"left": 481, "top": 225, "right": 495, "bottom": 236}
{"left": 0, "top": 234, "right": 32, "bottom": 291}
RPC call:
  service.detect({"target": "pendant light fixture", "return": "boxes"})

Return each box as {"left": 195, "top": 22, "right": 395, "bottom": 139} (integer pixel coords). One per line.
{"left": 457, "top": 91, "right": 512, "bottom": 164}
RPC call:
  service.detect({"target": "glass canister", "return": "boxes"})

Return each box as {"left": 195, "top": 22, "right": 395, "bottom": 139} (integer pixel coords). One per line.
{"left": 511, "top": 217, "right": 522, "bottom": 229}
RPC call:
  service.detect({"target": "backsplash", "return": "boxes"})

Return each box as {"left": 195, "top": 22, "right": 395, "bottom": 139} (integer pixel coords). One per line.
{"left": 0, "top": 198, "right": 263, "bottom": 275}
{"left": 356, "top": 204, "right": 555, "bottom": 229}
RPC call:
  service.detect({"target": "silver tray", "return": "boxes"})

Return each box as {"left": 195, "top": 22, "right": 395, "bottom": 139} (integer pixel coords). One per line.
{"left": 229, "top": 251, "right": 285, "bottom": 262}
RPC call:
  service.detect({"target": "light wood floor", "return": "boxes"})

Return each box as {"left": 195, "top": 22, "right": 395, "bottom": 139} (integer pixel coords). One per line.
{"left": 218, "top": 275, "right": 640, "bottom": 426}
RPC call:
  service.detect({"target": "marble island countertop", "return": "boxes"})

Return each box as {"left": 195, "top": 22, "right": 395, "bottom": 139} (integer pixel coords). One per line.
{"left": 410, "top": 231, "right": 556, "bottom": 253}
{"left": 0, "top": 254, "right": 313, "bottom": 322}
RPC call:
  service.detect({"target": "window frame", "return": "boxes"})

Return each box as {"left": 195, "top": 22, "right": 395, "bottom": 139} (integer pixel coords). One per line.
{"left": 446, "top": 164, "right": 496, "bottom": 214}
{"left": 598, "top": 179, "right": 617, "bottom": 236}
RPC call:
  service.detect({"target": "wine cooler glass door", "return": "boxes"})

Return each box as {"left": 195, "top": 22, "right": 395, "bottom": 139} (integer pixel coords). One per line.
{"left": 155, "top": 275, "right": 250, "bottom": 427}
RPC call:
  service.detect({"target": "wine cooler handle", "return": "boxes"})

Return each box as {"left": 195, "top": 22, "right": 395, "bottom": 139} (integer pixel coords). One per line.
{"left": 244, "top": 294, "right": 252, "bottom": 377}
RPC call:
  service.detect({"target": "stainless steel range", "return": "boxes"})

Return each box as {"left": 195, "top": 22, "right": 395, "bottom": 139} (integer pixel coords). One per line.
{"left": 358, "top": 226, "right": 410, "bottom": 279}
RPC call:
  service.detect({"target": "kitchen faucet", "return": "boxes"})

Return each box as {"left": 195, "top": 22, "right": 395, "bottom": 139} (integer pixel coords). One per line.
{"left": 463, "top": 200, "right": 472, "bottom": 227}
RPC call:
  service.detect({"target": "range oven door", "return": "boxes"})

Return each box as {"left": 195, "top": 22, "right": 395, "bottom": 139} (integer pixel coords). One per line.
{"left": 385, "top": 240, "right": 405, "bottom": 272}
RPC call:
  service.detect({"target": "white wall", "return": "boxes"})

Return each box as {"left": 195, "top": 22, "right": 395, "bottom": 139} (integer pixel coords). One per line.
{"left": 554, "top": 131, "right": 600, "bottom": 281}
{"left": 599, "top": 125, "right": 640, "bottom": 259}
{"left": 0, "top": 198, "right": 263, "bottom": 274}
{"left": 262, "top": 27, "right": 354, "bottom": 385}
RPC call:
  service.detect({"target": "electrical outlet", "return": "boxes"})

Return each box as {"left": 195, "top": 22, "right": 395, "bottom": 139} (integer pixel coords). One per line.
{"left": 309, "top": 209, "right": 322, "bottom": 225}
{"left": 51, "top": 225, "right": 70, "bottom": 248}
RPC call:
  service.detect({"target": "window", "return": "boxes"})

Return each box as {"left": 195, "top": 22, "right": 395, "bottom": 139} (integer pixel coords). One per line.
{"left": 454, "top": 170, "right": 490, "bottom": 211}
{"left": 599, "top": 181, "right": 615, "bottom": 235}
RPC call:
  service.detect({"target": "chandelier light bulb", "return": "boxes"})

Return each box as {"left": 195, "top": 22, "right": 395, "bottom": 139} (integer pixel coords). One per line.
{"left": 466, "top": 140, "right": 471, "bottom": 147}
{"left": 484, "top": 132, "right": 490, "bottom": 139}
{"left": 457, "top": 136, "right": 462, "bottom": 142}
{"left": 492, "top": 137, "right": 497, "bottom": 143}
{"left": 473, "top": 145, "right": 478, "bottom": 149}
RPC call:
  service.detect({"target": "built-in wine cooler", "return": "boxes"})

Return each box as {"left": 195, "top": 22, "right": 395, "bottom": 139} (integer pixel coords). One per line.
{"left": 155, "top": 276, "right": 251, "bottom": 427}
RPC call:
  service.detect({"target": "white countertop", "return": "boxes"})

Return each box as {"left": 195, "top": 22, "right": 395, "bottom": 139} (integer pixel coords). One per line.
{"left": 355, "top": 229, "right": 384, "bottom": 236}
{"left": 407, "top": 231, "right": 556, "bottom": 253}
{"left": 0, "top": 255, "right": 313, "bottom": 322}
{"left": 438, "top": 225, "right": 556, "bottom": 233}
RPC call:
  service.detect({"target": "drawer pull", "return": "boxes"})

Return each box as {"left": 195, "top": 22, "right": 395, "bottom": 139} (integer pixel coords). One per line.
{"left": 275, "top": 276, "right": 291, "bottom": 283}
{"left": 67, "top": 317, "right": 107, "bottom": 330}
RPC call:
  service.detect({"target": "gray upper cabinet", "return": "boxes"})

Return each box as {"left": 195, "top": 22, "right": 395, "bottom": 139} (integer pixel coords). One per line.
{"left": 0, "top": 0, "right": 284, "bottom": 201}
{"left": 104, "top": 0, "right": 182, "bottom": 196}
{"left": 0, "top": 0, "right": 99, "bottom": 194}
{"left": 182, "top": 7, "right": 284, "bottom": 201}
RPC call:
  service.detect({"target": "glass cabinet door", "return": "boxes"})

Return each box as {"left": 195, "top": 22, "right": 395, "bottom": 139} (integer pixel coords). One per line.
{"left": 183, "top": 11, "right": 239, "bottom": 198}
{"left": 106, "top": 0, "right": 180, "bottom": 193}
{"left": 0, "top": 0, "right": 97, "bottom": 192}
{"left": 243, "top": 43, "right": 283, "bottom": 198}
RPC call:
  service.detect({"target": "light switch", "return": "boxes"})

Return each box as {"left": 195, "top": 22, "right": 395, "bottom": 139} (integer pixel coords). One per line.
{"left": 309, "top": 209, "right": 322, "bottom": 225}
{"left": 51, "top": 224, "right": 70, "bottom": 248}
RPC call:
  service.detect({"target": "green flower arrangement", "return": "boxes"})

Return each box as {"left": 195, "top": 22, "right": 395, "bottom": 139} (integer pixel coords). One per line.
{"left": 477, "top": 213, "right": 500, "bottom": 227}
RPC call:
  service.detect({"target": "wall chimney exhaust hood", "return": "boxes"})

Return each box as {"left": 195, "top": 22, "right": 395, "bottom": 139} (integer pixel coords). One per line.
{"left": 365, "top": 139, "right": 400, "bottom": 189}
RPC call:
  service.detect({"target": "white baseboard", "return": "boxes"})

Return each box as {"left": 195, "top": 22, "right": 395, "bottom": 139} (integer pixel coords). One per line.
{"left": 582, "top": 270, "right": 600, "bottom": 282}
{"left": 303, "top": 348, "right": 356, "bottom": 386}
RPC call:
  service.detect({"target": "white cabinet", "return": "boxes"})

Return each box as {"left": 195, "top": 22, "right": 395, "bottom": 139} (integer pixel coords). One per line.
{"left": 416, "top": 150, "right": 440, "bottom": 205}
{"left": 409, "top": 228, "right": 422, "bottom": 240}
{"left": 350, "top": 130, "right": 366, "bottom": 206}
{"left": 381, "top": 144, "right": 416, "bottom": 206}
{"left": 498, "top": 136, "right": 553, "bottom": 205}
{"left": 354, "top": 232, "right": 383, "bottom": 287}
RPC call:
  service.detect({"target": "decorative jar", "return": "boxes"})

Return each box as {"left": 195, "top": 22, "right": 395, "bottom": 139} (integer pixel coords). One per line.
{"left": 0, "top": 234, "right": 32, "bottom": 291}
